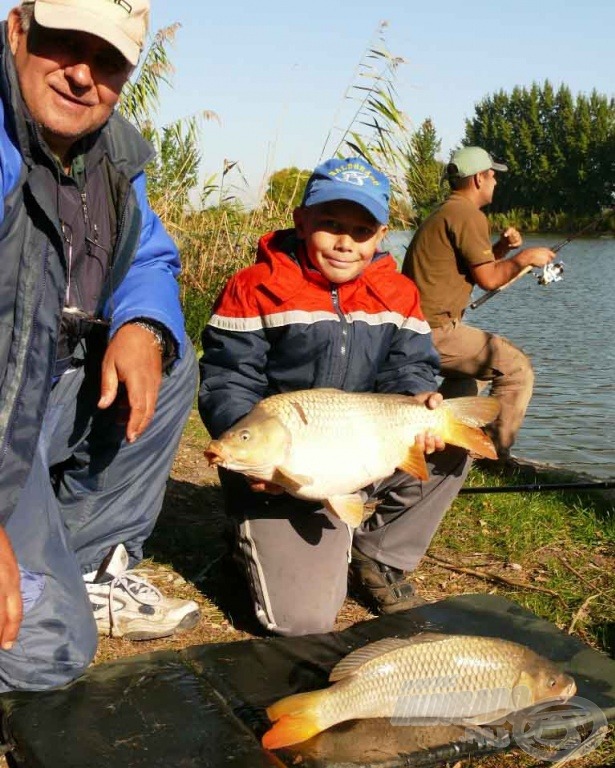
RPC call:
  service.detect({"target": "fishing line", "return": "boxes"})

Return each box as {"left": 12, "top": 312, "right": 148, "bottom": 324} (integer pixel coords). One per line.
{"left": 460, "top": 480, "right": 614, "bottom": 494}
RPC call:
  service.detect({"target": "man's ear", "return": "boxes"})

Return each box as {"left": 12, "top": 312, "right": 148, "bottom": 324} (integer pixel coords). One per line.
{"left": 7, "top": 9, "right": 25, "bottom": 56}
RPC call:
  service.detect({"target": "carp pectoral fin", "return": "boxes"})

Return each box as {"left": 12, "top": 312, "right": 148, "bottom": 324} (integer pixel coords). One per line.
{"left": 324, "top": 494, "right": 365, "bottom": 528}
{"left": 272, "top": 467, "right": 313, "bottom": 491}
{"left": 397, "top": 444, "right": 429, "bottom": 481}
{"left": 511, "top": 674, "right": 534, "bottom": 709}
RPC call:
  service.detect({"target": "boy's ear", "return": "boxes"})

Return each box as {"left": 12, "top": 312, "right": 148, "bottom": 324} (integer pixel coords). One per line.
{"left": 293, "top": 206, "right": 306, "bottom": 238}
{"left": 376, "top": 224, "right": 388, "bottom": 248}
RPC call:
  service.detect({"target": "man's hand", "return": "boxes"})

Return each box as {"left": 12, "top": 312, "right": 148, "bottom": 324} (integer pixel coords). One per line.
{"left": 493, "top": 227, "right": 523, "bottom": 259}
{"left": 500, "top": 227, "right": 523, "bottom": 249}
{"left": 98, "top": 323, "right": 163, "bottom": 443}
{"left": 519, "top": 246, "right": 556, "bottom": 268}
{"left": 0, "top": 527, "right": 22, "bottom": 650}
{"left": 412, "top": 391, "right": 446, "bottom": 454}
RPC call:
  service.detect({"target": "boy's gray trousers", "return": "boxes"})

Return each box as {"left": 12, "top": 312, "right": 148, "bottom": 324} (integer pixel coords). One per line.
{"left": 221, "top": 446, "right": 470, "bottom": 637}
{"left": 0, "top": 341, "right": 197, "bottom": 692}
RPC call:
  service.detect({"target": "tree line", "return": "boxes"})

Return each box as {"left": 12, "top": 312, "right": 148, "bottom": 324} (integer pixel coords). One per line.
{"left": 265, "top": 81, "right": 615, "bottom": 231}
{"left": 465, "top": 81, "right": 614, "bottom": 219}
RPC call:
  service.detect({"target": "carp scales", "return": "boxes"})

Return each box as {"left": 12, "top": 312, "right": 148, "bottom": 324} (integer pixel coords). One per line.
{"left": 204, "top": 389, "right": 499, "bottom": 528}
{"left": 261, "top": 633, "right": 577, "bottom": 749}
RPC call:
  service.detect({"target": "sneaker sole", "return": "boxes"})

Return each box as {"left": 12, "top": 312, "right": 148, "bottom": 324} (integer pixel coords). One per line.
{"left": 106, "top": 609, "right": 201, "bottom": 641}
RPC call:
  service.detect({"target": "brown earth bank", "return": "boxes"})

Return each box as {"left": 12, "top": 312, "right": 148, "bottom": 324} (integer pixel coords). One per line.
{"left": 2, "top": 410, "right": 613, "bottom": 768}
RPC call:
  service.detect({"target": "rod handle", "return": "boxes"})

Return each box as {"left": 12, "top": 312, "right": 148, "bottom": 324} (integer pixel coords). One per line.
{"left": 470, "top": 265, "right": 534, "bottom": 310}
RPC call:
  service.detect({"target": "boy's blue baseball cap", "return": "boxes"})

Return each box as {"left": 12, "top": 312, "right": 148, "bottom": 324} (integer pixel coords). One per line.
{"left": 301, "top": 157, "right": 390, "bottom": 224}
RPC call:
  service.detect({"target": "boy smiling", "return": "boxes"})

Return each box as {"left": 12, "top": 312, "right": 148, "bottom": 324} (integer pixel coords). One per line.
{"left": 199, "top": 157, "right": 470, "bottom": 635}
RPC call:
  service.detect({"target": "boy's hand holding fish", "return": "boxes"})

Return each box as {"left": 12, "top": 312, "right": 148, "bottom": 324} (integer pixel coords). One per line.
{"left": 406, "top": 391, "right": 446, "bottom": 455}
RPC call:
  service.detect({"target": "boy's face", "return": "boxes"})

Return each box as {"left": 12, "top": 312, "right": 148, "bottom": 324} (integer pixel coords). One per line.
{"left": 293, "top": 200, "right": 387, "bottom": 284}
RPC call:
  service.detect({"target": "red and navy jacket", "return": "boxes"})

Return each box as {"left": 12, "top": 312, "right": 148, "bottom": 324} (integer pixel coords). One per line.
{"left": 198, "top": 228, "right": 439, "bottom": 438}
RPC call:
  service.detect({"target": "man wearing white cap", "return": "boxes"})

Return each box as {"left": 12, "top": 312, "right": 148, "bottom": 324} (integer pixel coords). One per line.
{"left": 402, "top": 146, "right": 555, "bottom": 459}
{"left": 0, "top": 0, "right": 200, "bottom": 691}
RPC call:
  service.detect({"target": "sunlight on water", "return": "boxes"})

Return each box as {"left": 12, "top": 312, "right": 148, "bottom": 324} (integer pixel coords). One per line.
{"left": 384, "top": 232, "right": 615, "bottom": 480}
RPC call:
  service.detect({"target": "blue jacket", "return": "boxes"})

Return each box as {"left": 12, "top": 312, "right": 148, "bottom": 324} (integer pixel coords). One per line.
{"left": 199, "top": 229, "right": 439, "bottom": 439}
{"left": 0, "top": 23, "right": 186, "bottom": 524}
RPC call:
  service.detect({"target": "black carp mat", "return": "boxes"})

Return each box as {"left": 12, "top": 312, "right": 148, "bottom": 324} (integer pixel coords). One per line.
{"left": 0, "top": 593, "right": 613, "bottom": 767}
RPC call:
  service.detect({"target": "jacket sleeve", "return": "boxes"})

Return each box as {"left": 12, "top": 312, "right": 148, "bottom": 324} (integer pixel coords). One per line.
{"left": 107, "top": 172, "right": 186, "bottom": 357}
{"left": 375, "top": 281, "right": 440, "bottom": 395}
{"left": 375, "top": 320, "right": 440, "bottom": 395}
{"left": 198, "top": 274, "right": 270, "bottom": 438}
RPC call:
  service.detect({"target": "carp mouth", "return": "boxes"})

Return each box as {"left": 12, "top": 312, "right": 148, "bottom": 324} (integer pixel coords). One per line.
{"left": 203, "top": 442, "right": 274, "bottom": 477}
{"left": 204, "top": 442, "right": 226, "bottom": 467}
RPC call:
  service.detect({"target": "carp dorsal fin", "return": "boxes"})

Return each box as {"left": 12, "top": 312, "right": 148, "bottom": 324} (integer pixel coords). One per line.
{"left": 397, "top": 444, "right": 429, "bottom": 481}
{"left": 324, "top": 494, "right": 365, "bottom": 529}
{"left": 272, "top": 466, "right": 312, "bottom": 491}
{"left": 329, "top": 633, "right": 454, "bottom": 682}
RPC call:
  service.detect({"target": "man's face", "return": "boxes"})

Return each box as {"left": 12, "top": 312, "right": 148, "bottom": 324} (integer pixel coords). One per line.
{"left": 479, "top": 169, "right": 497, "bottom": 205}
{"left": 8, "top": 11, "right": 132, "bottom": 161}
{"left": 293, "top": 200, "right": 387, "bottom": 284}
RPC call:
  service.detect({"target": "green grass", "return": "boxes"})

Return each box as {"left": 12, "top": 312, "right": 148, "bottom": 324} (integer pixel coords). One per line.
{"left": 429, "top": 463, "right": 614, "bottom": 653}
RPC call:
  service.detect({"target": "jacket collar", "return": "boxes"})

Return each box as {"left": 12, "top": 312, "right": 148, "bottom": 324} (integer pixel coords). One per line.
{"left": 254, "top": 228, "right": 401, "bottom": 310}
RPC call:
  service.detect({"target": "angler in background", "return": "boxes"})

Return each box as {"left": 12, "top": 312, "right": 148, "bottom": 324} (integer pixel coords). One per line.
{"left": 199, "top": 157, "right": 473, "bottom": 636}
{"left": 402, "top": 147, "right": 555, "bottom": 460}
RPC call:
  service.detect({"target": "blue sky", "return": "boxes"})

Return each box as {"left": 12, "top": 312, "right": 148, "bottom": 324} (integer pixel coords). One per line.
{"left": 3, "top": 0, "right": 614, "bottom": 205}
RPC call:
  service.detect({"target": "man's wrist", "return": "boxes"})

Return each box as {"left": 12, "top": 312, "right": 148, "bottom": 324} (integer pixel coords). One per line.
{"left": 128, "top": 319, "right": 177, "bottom": 367}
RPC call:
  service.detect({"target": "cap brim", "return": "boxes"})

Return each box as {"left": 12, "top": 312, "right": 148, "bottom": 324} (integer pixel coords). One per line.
{"left": 491, "top": 161, "right": 508, "bottom": 172}
{"left": 303, "top": 182, "right": 389, "bottom": 225}
{"left": 34, "top": 2, "right": 139, "bottom": 65}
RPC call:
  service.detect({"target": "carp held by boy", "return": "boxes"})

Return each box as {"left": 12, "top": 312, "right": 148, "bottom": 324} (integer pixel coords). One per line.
{"left": 204, "top": 388, "right": 499, "bottom": 528}
{"left": 261, "top": 633, "right": 577, "bottom": 749}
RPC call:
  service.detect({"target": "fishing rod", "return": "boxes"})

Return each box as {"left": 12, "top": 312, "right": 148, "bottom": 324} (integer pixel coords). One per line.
{"left": 470, "top": 207, "right": 614, "bottom": 310}
{"left": 460, "top": 480, "right": 614, "bottom": 495}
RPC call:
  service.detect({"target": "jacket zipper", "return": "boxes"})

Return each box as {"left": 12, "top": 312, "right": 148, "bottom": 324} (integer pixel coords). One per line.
{"left": 331, "top": 287, "right": 349, "bottom": 387}
{"left": 97, "top": 187, "right": 130, "bottom": 320}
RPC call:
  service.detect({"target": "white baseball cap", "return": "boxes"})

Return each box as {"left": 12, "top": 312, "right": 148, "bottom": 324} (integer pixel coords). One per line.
{"left": 30, "top": 0, "right": 149, "bottom": 66}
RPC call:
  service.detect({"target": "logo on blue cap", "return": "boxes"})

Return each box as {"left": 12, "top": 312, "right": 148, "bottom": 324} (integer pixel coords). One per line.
{"left": 302, "top": 157, "right": 390, "bottom": 224}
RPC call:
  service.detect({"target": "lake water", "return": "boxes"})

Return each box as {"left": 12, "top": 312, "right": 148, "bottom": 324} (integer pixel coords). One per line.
{"left": 384, "top": 231, "right": 615, "bottom": 480}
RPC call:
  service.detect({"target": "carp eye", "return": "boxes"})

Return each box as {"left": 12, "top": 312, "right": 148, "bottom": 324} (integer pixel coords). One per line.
{"left": 548, "top": 677, "right": 557, "bottom": 688}
{"left": 239, "top": 430, "right": 250, "bottom": 441}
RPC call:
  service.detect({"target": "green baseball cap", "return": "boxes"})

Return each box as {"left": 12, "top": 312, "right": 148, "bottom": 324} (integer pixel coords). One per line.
{"left": 447, "top": 146, "right": 508, "bottom": 179}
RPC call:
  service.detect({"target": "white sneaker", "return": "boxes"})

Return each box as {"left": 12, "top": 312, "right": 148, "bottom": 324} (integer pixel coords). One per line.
{"left": 84, "top": 544, "right": 200, "bottom": 640}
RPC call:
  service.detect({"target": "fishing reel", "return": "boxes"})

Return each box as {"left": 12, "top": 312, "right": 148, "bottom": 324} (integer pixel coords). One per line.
{"left": 535, "top": 261, "right": 564, "bottom": 286}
